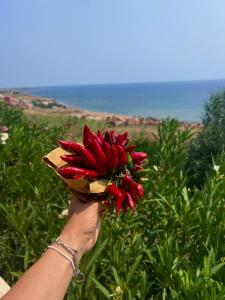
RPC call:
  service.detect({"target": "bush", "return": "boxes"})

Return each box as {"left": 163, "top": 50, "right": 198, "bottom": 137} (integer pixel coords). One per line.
{"left": 32, "top": 99, "right": 66, "bottom": 109}
{"left": 0, "top": 102, "right": 68, "bottom": 280}
{"left": 186, "top": 90, "right": 225, "bottom": 187}
{"left": 0, "top": 102, "right": 25, "bottom": 128}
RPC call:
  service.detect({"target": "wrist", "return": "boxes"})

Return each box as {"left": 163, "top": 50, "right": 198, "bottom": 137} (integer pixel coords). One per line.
{"left": 60, "top": 230, "right": 85, "bottom": 262}
{"left": 47, "top": 242, "right": 85, "bottom": 281}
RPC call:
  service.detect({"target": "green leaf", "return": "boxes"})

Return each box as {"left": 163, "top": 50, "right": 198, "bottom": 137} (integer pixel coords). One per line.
{"left": 127, "top": 153, "right": 133, "bottom": 170}
{"left": 92, "top": 278, "right": 111, "bottom": 299}
{"left": 211, "top": 262, "right": 225, "bottom": 276}
{"left": 82, "top": 239, "right": 107, "bottom": 273}
{"left": 126, "top": 255, "right": 142, "bottom": 285}
{"left": 112, "top": 266, "right": 120, "bottom": 286}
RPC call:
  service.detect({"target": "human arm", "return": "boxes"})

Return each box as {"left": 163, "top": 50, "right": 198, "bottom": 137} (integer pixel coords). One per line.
{"left": 2, "top": 193, "right": 105, "bottom": 300}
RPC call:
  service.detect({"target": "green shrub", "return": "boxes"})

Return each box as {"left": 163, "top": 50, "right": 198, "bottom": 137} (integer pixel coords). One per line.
{"left": 0, "top": 103, "right": 68, "bottom": 281}
{"left": 186, "top": 90, "right": 225, "bottom": 187}
{"left": 32, "top": 99, "right": 66, "bottom": 109}
{"left": 0, "top": 102, "right": 25, "bottom": 127}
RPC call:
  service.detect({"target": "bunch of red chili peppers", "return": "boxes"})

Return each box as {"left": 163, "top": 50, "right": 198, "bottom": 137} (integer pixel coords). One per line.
{"left": 57, "top": 125, "right": 147, "bottom": 215}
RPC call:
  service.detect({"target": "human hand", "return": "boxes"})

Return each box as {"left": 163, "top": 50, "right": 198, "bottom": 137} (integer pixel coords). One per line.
{"left": 60, "top": 193, "right": 107, "bottom": 261}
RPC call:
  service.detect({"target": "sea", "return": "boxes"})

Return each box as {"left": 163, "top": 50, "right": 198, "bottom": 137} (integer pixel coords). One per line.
{"left": 21, "top": 79, "right": 225, "bottom": 122}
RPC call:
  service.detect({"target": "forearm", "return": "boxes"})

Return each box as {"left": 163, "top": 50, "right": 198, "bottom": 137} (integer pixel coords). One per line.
{"left": 2, "top": 248, "right": 76, "bottom": 300}
{"left": 2, "top": 195, "right": 102, "bottom": 300}
{"left": 2, "top": 229, "right": 84, "bottom": 300}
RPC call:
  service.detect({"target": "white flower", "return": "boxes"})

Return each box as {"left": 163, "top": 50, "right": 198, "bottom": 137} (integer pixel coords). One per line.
{"left": 153, "top": 165, "right": 159, "bottom": 172}
{"left": 58, "top": 209, "right": 68, "bottom": 219}
{"left": 0, "top": 133, "right": 9, "bottom": 144}
{"left": 213, "top": 165, "right": 220, "bottom": 172}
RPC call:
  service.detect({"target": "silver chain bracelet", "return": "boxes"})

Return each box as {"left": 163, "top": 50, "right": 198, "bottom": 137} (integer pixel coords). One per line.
{"left": 54, "top": 236, "right": 85, "bottom": 282}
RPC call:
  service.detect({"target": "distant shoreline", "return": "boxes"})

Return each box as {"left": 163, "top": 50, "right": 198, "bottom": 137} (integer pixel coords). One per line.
{"left": 1, "top": 77, "right": 225, "bottom": 90}
{"left": 0, "top": 89, "right": 203, "bottom": 128}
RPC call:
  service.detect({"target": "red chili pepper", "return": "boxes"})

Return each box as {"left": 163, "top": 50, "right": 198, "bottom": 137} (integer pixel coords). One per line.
{"left": 59, "top": 138, "right": 96, "bottom": 167}
{"left": 110, "top": 130, "right": 117, "bottom": 144}
{"left": 122, "top": 175, "right": 138, "bottom": 204}
{"left": 107, "top": 183, "right": 122, "bottom": 197}
{"left": 103, "top": 141, "right": 111, "bottom": 169}
{"left": 73, "top": 175, "right": 83, "bottom": 180}
{"left": 97, "top": 130, "right": 104, "bottom": 142}
{"left": 83, "top": 125, "right": 92, "bottom": 149}
{"left": 116, "top": 145, "right": 128, "bottom": 166}
{"left": 124, "top": 138, "right": 129, "bottom": 147}
{"left": 91, "top": 139, "right": 107, "bottom": 175}
{"left": 81, "top": 170, "right": 99, "bottom": 179}
{"left": 105, "top": 130, "right": 113, "bottom": 144}
{"left": 128, "top": 183, "right": 138, "bottom": 204}
{"left": 108, "top": 184, "right": 124, "bottom": 216}
{"left": 57, "top": 166, "right": 84, "bottom": 178}
{"left": 116, "top": 132, "right": 129, "bottom": 147}
{"left": 131, "top": 165, "right": 143, "bottom": 173}
{"left": 125, "top": 144, "right": 136, "bottom": 153}
{"left": 136, "top": 183, "right": 144, "bottom": 198}
{"left": 58, "top": 140, "right": 82, "bottom": 153}
{"left": 58, "top": 140, "right": 96, "bottom": 168}
{"left": 126, "top": 192, "right": 135, "bottom": 210}
{"left": 103, "top": 141, "right": 111, "bottom": 153}
{"left": 73, "top": 170, "right": 98, "bottom": 179}
{"left": 116, "top": 132, "right": 128, "bottom": 144}
{"left": 136, "top": 160, "right": 143, "bottom": 166}
{"left": 122, "top": 174, "right": 134, "bottom": 186}
{"left": 57, "top": 166, "right": 76, "bottom": 178}
{"left": 131, "top": 152, "right": 147, "bottom": 163}
{"left": 60, "top": 155, "right": 83, "bottom": 166}
{"left": 122, "top": 138, "right": 129, "bottom": 147}
{"left": 83, "top": 125, "right": 102, "bottom": 149}
{"left": 58, "top": 166, "right": 98, "bottom": 179}
{"left": 79, "top": 147, "right": 97, "bottom": 167}
{"left": 108, "top": 145, "right": 119, "bottom": 170}
{"left": 115, "top": 192, "right": 125, "bottom": 216}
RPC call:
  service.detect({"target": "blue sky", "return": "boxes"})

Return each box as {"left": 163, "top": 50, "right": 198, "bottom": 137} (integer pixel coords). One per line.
{"left": 1, "top": 0, "right": 225, "bottom": 88}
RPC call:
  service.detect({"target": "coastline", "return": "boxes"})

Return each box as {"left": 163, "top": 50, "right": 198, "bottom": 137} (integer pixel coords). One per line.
{"left": 0, "top": 89, "right": 202, "bottom": 128}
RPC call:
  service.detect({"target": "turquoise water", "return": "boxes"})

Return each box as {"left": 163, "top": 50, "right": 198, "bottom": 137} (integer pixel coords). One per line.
{"left": 21, "top": 79, "right": 225, "bottom": 122}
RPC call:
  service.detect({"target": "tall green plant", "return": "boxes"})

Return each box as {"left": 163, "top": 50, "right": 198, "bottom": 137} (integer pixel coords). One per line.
{"left": 186, "top": 90, "right": 225, "bottom": 187}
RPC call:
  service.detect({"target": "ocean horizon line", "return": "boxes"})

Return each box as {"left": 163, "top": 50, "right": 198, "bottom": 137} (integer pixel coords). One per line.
{"left": 1, "top": 77, "right": 225, "bottom": 90}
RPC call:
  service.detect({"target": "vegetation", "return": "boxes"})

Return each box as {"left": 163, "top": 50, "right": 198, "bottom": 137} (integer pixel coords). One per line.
{"left": 186, "top": 90, "right": 225, "bottom": 187}
{"left": 32, "top": 99, "right": 66, "bottom": 109}
{"left": 1, "top": 91, "right": 225, "bottom": 299}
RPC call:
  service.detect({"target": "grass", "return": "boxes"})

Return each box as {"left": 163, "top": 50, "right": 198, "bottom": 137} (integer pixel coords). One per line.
{"left": 1, "top": 103, "right": 225, "bottom": 299}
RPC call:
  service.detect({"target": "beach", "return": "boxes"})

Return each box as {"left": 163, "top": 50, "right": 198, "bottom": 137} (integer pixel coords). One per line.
{"left": 21, "top": 79, "right": 225, "bottom": 122}
{"left": 0, "top": 89, "right": 202, "bottom": 131}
